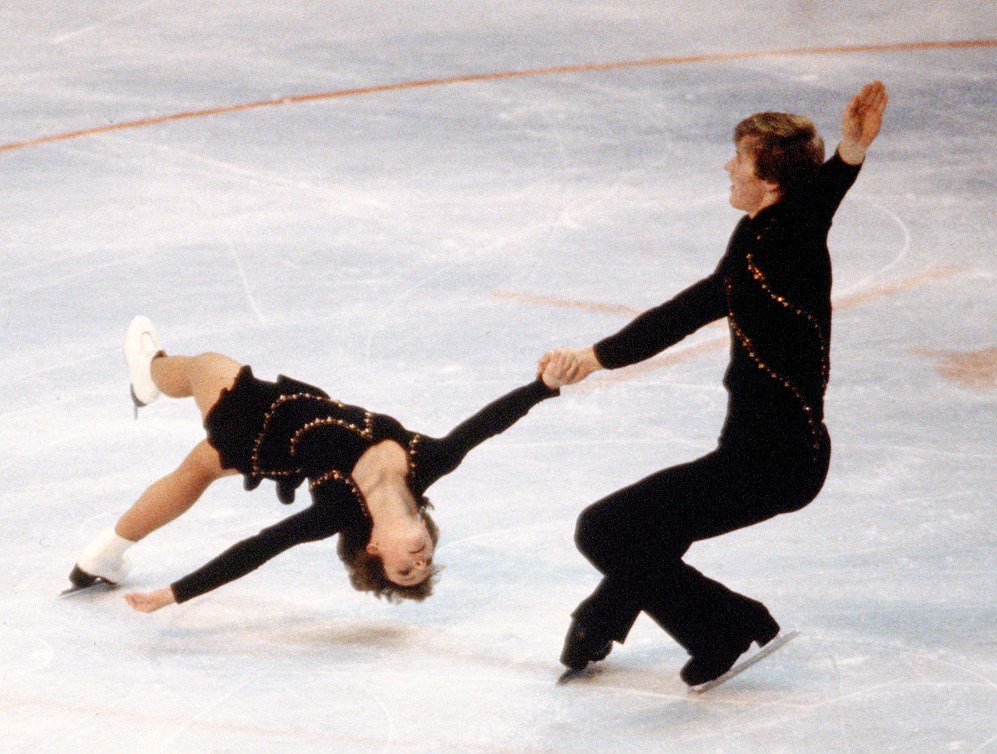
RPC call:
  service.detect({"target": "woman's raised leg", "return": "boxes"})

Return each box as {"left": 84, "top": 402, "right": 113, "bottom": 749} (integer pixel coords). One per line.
{"left": 113, "top": 351, "right": 244, "bottom": 539}
{"left": 70, "top": 351, "right": 243, "bottom": 587}
{"left": 150, "top": 351, "right": 243, "bottom": 419}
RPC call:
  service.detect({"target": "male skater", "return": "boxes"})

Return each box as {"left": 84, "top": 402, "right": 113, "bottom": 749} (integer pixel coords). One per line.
{"left": 540, "top": 81, "right": 888, "bottom": 686}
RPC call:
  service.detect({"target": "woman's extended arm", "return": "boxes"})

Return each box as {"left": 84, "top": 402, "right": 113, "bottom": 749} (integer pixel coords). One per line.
{"left": 411, "top": 377, "right": 560, "bottom": 490}
{"left": 124, "top": 502, "right": 344, "bottom": 612}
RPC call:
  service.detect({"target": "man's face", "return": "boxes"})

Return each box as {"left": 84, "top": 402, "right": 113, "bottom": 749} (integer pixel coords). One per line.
{"left": 725, "top": 139, "right": 778, "bottom": 217}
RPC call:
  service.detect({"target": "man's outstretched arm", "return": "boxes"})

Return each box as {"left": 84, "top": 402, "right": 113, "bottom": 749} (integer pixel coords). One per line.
{"left": 838, "top": 80, "right": 889, "bottom": 165}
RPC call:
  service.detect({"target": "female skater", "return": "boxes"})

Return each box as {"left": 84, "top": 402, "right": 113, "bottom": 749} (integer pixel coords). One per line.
{"left": 70, "top": 316, "right": 567, "bottom": 611}
{"left": 540, "top": 81, "right": 888, "bottom": 686}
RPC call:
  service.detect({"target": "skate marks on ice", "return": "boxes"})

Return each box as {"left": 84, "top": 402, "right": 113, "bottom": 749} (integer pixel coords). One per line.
{"left": 49, "top": 0, "right": 166, "bottom": 45}
{"left": 0, "top": 626, "right": 55, "bottom": 676}
{"left": 689, "top": 630, "right": 801, "bottom": 694}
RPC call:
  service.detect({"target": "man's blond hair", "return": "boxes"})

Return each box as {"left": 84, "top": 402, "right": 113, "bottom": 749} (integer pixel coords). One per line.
{"left": 734, "top": 112, "right": 825, "bottom": 195}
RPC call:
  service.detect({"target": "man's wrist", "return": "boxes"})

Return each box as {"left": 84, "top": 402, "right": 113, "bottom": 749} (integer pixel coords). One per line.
{"left": 838, "top": 141, "right": 866, "bottom": 165}
{"left": 581, "top": 347, "right": 604, "bottom": 374}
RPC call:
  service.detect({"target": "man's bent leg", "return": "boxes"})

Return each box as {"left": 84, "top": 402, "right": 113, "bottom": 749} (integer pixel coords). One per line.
{"left": 561, "top": 576, "right": 643, "bottom": 670}
{"left": 561, "top": 474, "right": 676, "bottom": 670}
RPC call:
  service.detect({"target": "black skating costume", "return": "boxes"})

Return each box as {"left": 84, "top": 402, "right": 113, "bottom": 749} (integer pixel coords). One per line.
{"left": 170, "top": 367, "right": 558, "bottom": 602}
{"left": 571, "top": 152, "right": 862, "bottom": 659}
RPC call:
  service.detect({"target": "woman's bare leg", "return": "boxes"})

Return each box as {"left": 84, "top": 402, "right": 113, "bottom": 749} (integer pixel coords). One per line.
{"left": 74, "top": 438, "right": 234, "bottom": 585}
{"left": 114, "top": 439, "right": 235, "bottom": 541}
{"left": 114, "top": 352, "right": 243, "bottom": 540}
{"left": 150, "top": 351, "right": 243, "bottom": 419}
{"left": 72, "top": 352, "right": 247, "bottom": 586}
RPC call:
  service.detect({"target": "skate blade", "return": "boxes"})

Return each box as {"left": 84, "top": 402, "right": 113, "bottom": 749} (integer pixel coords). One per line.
{"left": 556, "top": 665, "right": 602, "bottom": 686}
{"left": 59, "top": 579, "right": 117, "bottom": 598}
{"left": 690, "top": 630, "right": 800, "bottom": 694}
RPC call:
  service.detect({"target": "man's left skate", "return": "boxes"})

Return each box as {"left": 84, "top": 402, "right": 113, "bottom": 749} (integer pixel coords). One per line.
{"left": 556, "top": 665, "right": 603, "bottom": 685}
{"left": 556, "top": 619, "right": 612, "bottom": 685}
{"left": 689, "top": 630, "right": 800, "bottom": 693}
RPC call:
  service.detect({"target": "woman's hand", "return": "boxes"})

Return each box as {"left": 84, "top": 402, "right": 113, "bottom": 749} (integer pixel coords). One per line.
{"left": 124, "top": 587, "right": 177, "bottom": 613}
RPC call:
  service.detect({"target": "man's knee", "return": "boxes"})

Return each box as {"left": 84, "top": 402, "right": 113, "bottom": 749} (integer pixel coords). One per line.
{"left": 574, "top": 503, "right": 603, "bottom": 558}
{"left": 574, "top": 502, "right": 635, "bottom": 573}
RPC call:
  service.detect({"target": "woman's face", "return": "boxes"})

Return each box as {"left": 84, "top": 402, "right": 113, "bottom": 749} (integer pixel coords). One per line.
{"left": 366, "top": 520, "right": 435, "bottom": 587}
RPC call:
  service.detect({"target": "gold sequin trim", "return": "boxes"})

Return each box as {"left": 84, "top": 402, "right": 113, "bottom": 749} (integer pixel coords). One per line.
{"left": 248, "top": 391, "right": 408, "bottom": 522}
{"left": 251, "top": 392, "right": 373, "bottom": 480}
{"left": 407, "top": 433, "right": 422, "bottom": 482}
{"left": 251, "top": 394, "right": 307, "bottom": 480}
{"left": 745, "top": 252, "right": 830, "bottom": 390}
{"left": 289, "top": 412, "right": 374, "bottom": 455}
{"left": 725, "top": 278, "right": 824, "bottom": 455}
{"left": 310, "top": 469, "right": 371, "bottom": 520}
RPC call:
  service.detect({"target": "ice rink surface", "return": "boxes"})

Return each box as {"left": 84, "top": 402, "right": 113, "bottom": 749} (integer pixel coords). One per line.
{"left": 2, "top": 3, "right": 995, "bottom": 752}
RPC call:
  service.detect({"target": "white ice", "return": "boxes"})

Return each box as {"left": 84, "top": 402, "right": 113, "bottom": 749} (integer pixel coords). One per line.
{"left": 1, "top": 3, "right": 995, "bottom": 752}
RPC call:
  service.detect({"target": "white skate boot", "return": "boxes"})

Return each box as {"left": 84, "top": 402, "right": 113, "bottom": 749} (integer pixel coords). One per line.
{"left": 124, "top": 315, "right": 163, "bottom": 416}
{"left": 68, "top": 528, "right": 134, "bottom": 589}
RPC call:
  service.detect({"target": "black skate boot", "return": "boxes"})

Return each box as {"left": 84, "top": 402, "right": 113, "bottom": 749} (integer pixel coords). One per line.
{"left": 680, "top": 601, "right": 780, "bottom": 687}
{"left": 560, "top": 619, "right": 613, "bottom": 671}
{"left": 61, "top": 564, "right": 117, "bottom": 595}
{"left": 67, "top": 564, "right": 102, "bottom": 589}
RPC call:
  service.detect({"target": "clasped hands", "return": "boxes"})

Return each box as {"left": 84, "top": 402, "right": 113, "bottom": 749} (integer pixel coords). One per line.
{"left": 537, "top": 346, "right": 602, "bottom": 389}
